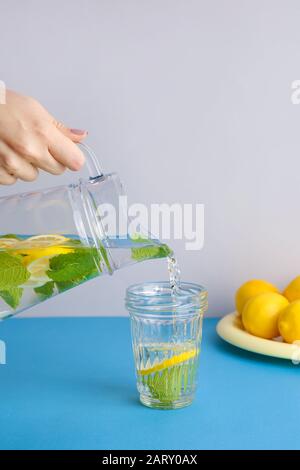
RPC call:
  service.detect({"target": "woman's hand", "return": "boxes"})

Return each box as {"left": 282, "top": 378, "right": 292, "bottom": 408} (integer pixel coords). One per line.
{"left": 0, "top": 90, "right": 87, "bottom": 185}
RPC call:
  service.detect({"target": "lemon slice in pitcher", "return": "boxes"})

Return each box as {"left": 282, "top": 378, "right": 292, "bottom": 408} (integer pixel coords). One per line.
{"left": 0, "top": 238, "right": 20, "bottom": 249}
{"left": 16, "top": 246, "right": 74, "bottom": 266}
{"left": 22, "top": 256, "right": 52, "bottom": 288}
{"left": 20, "top": 234, "right": 70, "bottom": 248}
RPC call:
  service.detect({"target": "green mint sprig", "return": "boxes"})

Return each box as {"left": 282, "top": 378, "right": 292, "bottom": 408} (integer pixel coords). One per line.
{"left": 47, "top": 249, "right": 100, "bottom": 282}
{"left": 0, "top": 252, "right": 30, "bottom": 290}
{"left": 0, "top": 252, "right": 29, "bottom": 309}
{"left": 131, "top": 243, "right": 172, "bottom": 261}
{"left": 0, "top": 234, "right": 22, "bottom": 240}
{"left": 143, "top": 362, "right": 197, "bottom": 403}
{"left": 42, "top": 248, "right": 102, "bottom": 295}
{"left": 34, "top": 281, "right": 55, "bottom": 300}
{"left": 0, "top": 287, "right": 23, "bottom": 309}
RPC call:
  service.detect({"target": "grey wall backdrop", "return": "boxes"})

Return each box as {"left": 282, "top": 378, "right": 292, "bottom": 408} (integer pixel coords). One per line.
{"left": 1, "top": 0, "right": 300, "bottom": 317}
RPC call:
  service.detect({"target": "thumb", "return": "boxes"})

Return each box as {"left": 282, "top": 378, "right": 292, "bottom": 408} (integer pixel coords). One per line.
{"left": 54, "top": 120, "right": 88, "bottom": 143}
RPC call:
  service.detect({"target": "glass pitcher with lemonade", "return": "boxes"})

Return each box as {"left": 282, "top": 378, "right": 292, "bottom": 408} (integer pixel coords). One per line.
{"left": 0, "top": 144, "right": 171, "bottom": 320}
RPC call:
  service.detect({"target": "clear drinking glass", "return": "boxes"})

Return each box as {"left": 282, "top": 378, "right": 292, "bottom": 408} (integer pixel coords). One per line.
{"left": 126, "top": 282, "right": 208, "bottom": 409}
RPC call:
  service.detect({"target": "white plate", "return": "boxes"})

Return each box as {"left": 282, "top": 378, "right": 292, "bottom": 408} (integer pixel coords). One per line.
{"left": 216, "top": 313, "right": 300, "bottom": 361}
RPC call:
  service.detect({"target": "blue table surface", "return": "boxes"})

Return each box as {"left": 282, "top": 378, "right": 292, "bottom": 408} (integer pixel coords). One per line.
{"left": 0, "top": 316, "right": 299, "bottom": 450}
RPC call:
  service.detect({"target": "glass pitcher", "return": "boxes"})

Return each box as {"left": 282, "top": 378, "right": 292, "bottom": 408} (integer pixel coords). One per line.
{"left": 0, "top": 144, "right": 170, "bottom": 320}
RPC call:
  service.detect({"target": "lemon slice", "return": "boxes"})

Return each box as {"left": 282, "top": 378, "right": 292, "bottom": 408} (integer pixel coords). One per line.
{"left": 15, "top": 246, "right": 74, "bottom": 267}
{"left": 138, "top": 349, "right": 197, "bottom": 376}
{"left": 20, "top": 234, "right": 70, "bottom": 248}
{"left": 22, "top": 256, "right": 52, "bottom": 288}
{"left": 0, "top": 238, "right": 20, "bottom": 249}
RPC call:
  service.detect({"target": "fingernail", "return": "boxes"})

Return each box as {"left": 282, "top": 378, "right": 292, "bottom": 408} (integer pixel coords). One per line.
{"left": 70, "top": 128, "right": 87, "bottom": 135}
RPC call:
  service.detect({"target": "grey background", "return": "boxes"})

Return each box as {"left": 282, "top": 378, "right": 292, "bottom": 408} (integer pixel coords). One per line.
{"left": 1, "top": 0, "right": 300, "bottom": 317}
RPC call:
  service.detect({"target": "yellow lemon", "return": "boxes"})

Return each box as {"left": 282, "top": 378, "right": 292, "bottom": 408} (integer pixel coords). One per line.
{"left": 278, "top": 301, "right": 300, "bottom": 344}
{"left": 242, "top": 292, "right": 289, "bottom": 339}
{"left": 283, "top": 276, "right": 300, "bottom": 302}
{"left": 235, "top": 279, "right": 279, "bottom": 316}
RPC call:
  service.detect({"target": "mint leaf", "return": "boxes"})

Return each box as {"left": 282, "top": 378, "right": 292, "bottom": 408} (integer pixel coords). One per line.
{"left": 0, "top": 252, "right": 30, "bottom": 289}
{"left": 66, "top": 238, "right": 82, "bottom": 246}
{"left": 0, "top": 287, "right": 23, "bottom": 309}
{"left": 131, "top": 235, "right": 150, "bottom": 243}
{"left": 47, "top": 249, "right": 100, "bottom": 282}
{"left": 145, "top": 367, "right": 182, "bottom": 402}
{"left": 34, "top": 281, "right": 55, "bottom": 299}
{"left": 144, "top": 363, "right": 195, "bottom": 403}
{"left": 131, "top": 244, "right": 172, "bottom": 261}
{"left": 56, "top": 280, "right": 78, "bottom": 293}
{"left": 0, "top": 234, "right": 22, "bottom": 240}
{"left": 56, "top": 280, "right": 81, "bottom": 293}
{"left": 56, "top": 270, "right": 99, "bottom": 293}
{"left": 56, "top": 279, "right": 82, "bottom": 293}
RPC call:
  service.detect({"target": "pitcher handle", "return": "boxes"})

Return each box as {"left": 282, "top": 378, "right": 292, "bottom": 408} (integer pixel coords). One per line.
{"left": 78, "top": 142, "right": 104, "bottom": 180}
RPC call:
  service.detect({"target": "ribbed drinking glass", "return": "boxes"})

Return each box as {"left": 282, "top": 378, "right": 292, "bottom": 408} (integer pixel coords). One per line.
{"left": 126, "top": 282, "right": 208, "bottom": 409}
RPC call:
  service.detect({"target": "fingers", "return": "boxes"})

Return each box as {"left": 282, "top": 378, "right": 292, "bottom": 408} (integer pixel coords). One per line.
{"left": 0, "top": 140, "right": 65, "bottom": 181}
{"left": 0, "top": 166, "right": 17, "bottom": 185}
{"left": 48, "top": 128, "right": 85, "bottom": 171}
{"left": 0, "top": 119, "right": 86, "bottom": 185}
{"left": 0, "top": 143, "right": 38, "bottom": 182}
{"left": 29, "top": 150, "right": 66, "bottom": 175}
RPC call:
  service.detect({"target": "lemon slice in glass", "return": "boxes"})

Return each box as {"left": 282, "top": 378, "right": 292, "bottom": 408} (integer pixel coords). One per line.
{"left": 138, "top": 349, "right": 197, "bottom": 376}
